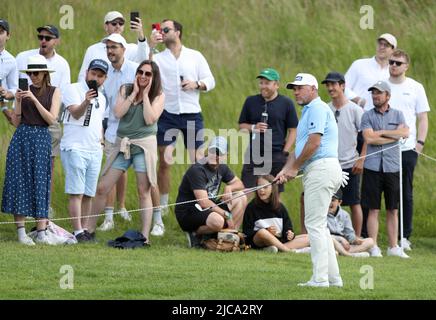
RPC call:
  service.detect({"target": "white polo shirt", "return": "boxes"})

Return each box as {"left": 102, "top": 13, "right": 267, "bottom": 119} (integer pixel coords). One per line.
{"left": 16, "top": 49, "right": 71, "bottom": 93}
{"left": 0, "top": 48, "right": 18, "bottom": 95}
{"left": 153, "top": 46, "right": 215, "bottom": 115}
{"left": 103, "top": 59, "right": 138, "bottom": 143}
{"left": 388, "top": 77, "right": 430, "bottom": 151}
{"left": 61, "top": 81, "right": 106, "bottom": 151}
{"left": 345, "top": 56, "right": 389, "bottom": 111}
{"left": 77, "top": 40, "right": 149, "bottom": 82}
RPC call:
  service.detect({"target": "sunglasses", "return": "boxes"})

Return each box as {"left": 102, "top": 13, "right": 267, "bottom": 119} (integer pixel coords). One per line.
{"left": 334, "top": 110, "right": 340, "bottom": 123}
{"left": 37, "top": 34, "right": 56, "bottom": 41}
{"left": 26, "top": 71, "right": 40, "bottom": 76}
{"left": 389, "top": 60, "right": 406, "bottom": 67}
{"left": 109, "top": 21, "right": 124, "bottom": 27}
{"left": 137, "top": 70, "right": 153, "bottom": 77}
{"left": 162, "top": 27, "right": 173, "bottom": 34}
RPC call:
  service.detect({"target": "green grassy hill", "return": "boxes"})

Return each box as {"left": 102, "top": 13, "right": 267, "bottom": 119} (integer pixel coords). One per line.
{"left": 0, "top": 0, "right": 435, "bottom": 300}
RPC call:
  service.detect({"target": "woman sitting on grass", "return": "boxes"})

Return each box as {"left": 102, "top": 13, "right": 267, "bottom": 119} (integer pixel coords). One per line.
{"left": 242, "top": 175, "right": 310, "bottom": 253}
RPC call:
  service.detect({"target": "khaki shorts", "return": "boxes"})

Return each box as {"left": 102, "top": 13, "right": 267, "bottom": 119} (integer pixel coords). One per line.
{"left": 49, "top": 122, "right": 62, "bottom": 157}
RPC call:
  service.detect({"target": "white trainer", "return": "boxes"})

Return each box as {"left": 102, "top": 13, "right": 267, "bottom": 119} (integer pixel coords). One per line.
{"left": 350, "top": 252, "right": 370, "bottom": 258}
{"left": 150, "top": 223, "right": 165, "bottom": 236}
{"left": 19, "top": 234, "right": 35, "bottom": 246}
{"left": 34, "top": 231, "right": 57, "bottom": 245}
{"left": 400, "top": 238, "right": 412, "bottom": 251}
{"left": 97, "top": 219, "right": 114, "bottom": 231}
{"left": 369, "top": 245, "right": 383, "bottom": 257}
{"left": 298, "top": 280, "right": 329, "bottom": 288}
{"left": 329, "top": 276, "right": 344, "bottom": 287}
{"left": 387, "top": 246, "right": 410, "bottom": 258}
{"left": 263, "top": 245, "right": 278, "bottom": 253}
{"left": 119, "top": 208, "right": 132, "bottom": 221}
{"left": 294, "top": 246, "right": 311, "bottom": 254}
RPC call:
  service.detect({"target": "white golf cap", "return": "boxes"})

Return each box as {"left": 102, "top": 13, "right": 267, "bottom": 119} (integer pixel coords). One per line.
{"left": 208, "top": 136, "right": 228, "bottom": 155}
{"left": 378, "top": 33, "right": 397, "bottom": 48}
{"left": 102, "top": 33, "right": 128, "bottom": 48}
{"left": 286, "top": 73, "right": 318, "bottom": 90}
{"left": 104, "top": 11, "right": 124, "bottom": 23}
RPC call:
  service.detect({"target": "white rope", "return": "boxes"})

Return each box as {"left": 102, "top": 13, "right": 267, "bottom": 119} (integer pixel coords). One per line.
{"left": 415, "top": 150, "right": 436, "bottom": 162}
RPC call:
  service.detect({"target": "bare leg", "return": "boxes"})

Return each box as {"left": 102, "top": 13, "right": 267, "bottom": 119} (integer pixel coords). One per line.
{"left": 87, "top": 169, "right": 124, "bottom": 232}
{"left": 350, "top": 203, "right": 363, "bottom": 237}
{"left": 227, "top": 192, "right": 247, "bottom": 230}
{"left": 136, "top": 172, "right": 152, "bottom": 240}
{"left": 68, "top": 194, "right": 84, "bottom": 231}
{"left": 158, "top": 145, "right": 173, "bottom": 195}
{"left": 332, "top": 237, "right": 352, "bottom": 256}
{"left": 386, "top": 209, "right": 399, "bottom": 248}
{"left": 367, "top": 209, "right": 380, "bottom": 246}
{"left": 196, "top": 212, "right": 225, "bottom": 235}
{"left": 349, "top": 238, "right": 374, "bottom": 253}
{"left": 283, "top": 234, "right": 311, "bottom": 250}
{"left": 81, "top": 195, "right": 92, "bottom": 229}
{"left": 116, "top": 171, "right": 127, "bottom": 209}
{"left": 253, "top": 228, "right": 291, "bottom": 252}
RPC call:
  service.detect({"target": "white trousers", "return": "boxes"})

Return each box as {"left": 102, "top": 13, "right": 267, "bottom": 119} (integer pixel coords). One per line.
{"left": 303, "top": 158, "right": 342, "bottom": 283}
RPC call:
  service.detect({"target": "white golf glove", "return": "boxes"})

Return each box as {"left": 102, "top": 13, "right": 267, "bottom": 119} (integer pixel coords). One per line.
{"left": 341, "top": 171, "right": 350, "bottom": 187}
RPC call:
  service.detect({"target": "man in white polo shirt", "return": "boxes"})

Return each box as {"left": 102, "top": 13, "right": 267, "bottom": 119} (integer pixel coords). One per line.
{"left": 61, "top": 59, "right": 109, "bottom": 242}
{"left": 148, "top": 19, "right": 215, "bottom": 236}
{"left": 78, "top": 11, "right": 149, "bottom": 82}
{"left": 345, "top": 33, "right": 397, "bottom": 111}
{"left": 387, "top": 49, "right": 430, "bottom": 250}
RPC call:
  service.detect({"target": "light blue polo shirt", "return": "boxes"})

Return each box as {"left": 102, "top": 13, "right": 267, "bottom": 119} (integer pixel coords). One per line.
{"left": 295, "top": 97, "right": 338, "bottom": 169}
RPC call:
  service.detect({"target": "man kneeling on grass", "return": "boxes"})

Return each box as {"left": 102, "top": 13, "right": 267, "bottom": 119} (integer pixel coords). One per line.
{"left": 328, "top": 189, "right": 374, "bottom": 257}
{"left": 175, "top": 136, "right": 247, "bottom": 248}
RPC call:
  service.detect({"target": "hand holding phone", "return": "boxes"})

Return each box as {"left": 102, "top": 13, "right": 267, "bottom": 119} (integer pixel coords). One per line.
{"left": 19, "top": 78, "right": 28, "bottom": 91}
{"left": 87, "top": 80, "right": 98, "bottom": 97}
{"left": 130, "top": 11, "right": 139, "bottom": 29}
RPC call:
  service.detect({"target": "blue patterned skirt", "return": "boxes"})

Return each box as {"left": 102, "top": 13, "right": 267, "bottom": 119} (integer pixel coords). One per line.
{"left": 1, "top": 124, "right": 52, "bottom": 218}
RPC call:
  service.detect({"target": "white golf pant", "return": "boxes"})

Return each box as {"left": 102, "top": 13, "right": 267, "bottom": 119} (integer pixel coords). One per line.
{"left": 303, "top": 158, "right": 342, "bottom": 283}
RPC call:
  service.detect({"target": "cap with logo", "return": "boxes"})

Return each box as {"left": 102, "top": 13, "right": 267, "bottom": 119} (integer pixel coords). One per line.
{"left": 88, "top": 59, "right": 109, "bottom": 74}
{"left": 208, "top": 136, "right": 228, "bottom": 156}
{"left": 321, "top": 71, "right": 345, "bottom": 84}
{"left": 256, "top": 68, "right": 280, "bottom": 81}
{"left": 0, "top": 19, "right": 9, "bottom": 33}
{"left": 368, "top": 80, "right": 391, "bottom": 94}
{"left": 37, "top": 25, "right": 60, "bottom": 38}
{"left": 104, "top": 11, "right": 125, "bottom": 23}
{"left": 332, "top": 189, "right": 342, "bottom": 200}
{"left": 377, "top": 33, "right": 397, "bottom": 49}
{"left": 286, "top": 73, "right": 319, "bottom": 89}
{"left": 102, "top": 33, "right": 128, "bottom": 48}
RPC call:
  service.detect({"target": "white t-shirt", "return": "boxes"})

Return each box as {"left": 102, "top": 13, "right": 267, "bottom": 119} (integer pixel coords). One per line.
{"left": 345, "top": 56, "right": 389, "bottom": 111}
{"left": 60, "top": 81, "right": 106, "bottom": 151}
{"left": 0, "top": 49, "right": 18, "bottom": 95}
{"left": 153, "top": 46, "right": 215, "bottom": 114}
{"left": 388, "top": 77, "right": 430, "bottom": 151}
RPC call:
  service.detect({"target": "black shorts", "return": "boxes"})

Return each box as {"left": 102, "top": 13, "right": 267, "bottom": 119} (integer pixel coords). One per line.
{"left": 361, "top": 169, "right": 399, "bottom": 210}
{"left": 175, "top": 203, "right": 230, "bottom": 232}
{"left": 241, "top": 151, "right": 288, "bottom": 192}
{"left": 340, "top": 168, "right": 361, "bottom": 206}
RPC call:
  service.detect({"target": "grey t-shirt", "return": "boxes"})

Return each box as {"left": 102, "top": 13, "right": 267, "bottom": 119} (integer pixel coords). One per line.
{"left": 329, "top": 101, "right": 363, "bottom": 169}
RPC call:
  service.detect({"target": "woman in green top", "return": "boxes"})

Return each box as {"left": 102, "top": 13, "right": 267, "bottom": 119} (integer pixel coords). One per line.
{"left": 90, "top": 60, "right": 164, "bottom": 242}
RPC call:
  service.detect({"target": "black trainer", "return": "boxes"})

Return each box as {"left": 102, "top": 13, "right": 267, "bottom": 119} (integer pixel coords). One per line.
{"left": 185, "top": 232, "right": 202, "bottom": 248}
{"left": 84, "top": 230, "right": 96, "bottom": 242}
{"left": 75, "top": 231, "right": 91, "bottom": 243}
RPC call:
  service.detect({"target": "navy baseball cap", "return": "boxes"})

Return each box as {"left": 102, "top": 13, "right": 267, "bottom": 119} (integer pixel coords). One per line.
{"left": 37, "top": 25, "right": 60, "bottom": 38}
{"left": 332, "top": 189, "right": 342, "bottom": 200}
{"left": 88, "top": 59, "right": 109, "bottom": 74}
{"left": 0, "top": 19, "right": 9, "bottom": 33}
{"left": 321, "top": 71, "right": 345, "bottom": 84}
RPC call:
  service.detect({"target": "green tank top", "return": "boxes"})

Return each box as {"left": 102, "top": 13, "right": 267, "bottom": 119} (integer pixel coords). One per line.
{"left": 117, "top": 84, "right": 158, "bottom": 155}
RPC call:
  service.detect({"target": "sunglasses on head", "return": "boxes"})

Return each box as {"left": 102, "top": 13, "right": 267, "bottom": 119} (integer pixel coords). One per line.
{"left": 26, "top": 71, "right": 40, "bottom": 77}
{"left": 389, "top": 60, "right": 406, "bottom": 67}
{"left": 162, "top": 27, "right": 173, "bottom": 34}
{"left": 137, "top": 70, "right": 153, "bottom": 77}
{"left": 110, "top": 21, "right": 124, "bottom": 27}
{"left": 37, "top": 34, "right": 56, "bottom": 41}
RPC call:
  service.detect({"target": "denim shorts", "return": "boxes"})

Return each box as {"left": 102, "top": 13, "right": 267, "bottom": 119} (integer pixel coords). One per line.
{"left": 61, "top": 149, "right": 103, "bottom": 196}
{"left": 111, "top": 152, "right": 147, "bottom": 173}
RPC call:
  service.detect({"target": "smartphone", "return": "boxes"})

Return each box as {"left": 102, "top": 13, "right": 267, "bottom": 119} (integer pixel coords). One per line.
{"left": 130, "top": 11, "right": 140, "bottom": 28}
{"left": 87, "top": 80, "right": 98, "bottom": 97}
{"left": 19, "top": 78, "right": 28, "bottom": 91}
{"left": 180, "top": 75, "right": 184, "bottom": 82}
{"left": 152, "top": 23, "right": 161, "bottom": 31}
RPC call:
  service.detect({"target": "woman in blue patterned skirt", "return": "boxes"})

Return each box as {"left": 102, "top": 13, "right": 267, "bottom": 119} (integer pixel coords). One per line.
{"left": 1, "top": 55, "right": 61, "bottom": 245}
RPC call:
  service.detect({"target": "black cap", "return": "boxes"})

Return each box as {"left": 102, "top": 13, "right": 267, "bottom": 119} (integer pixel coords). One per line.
{"left": 37, "top": 25, "right": 60, "bottom": 38}
{"left": 0, "top": 19, "right": 9, "bottom": 33}
{"left": 321, "top": 71, "right": 345, "bottom": 84}
{"left": 332, "top": 189, "right": 342, "bottom": 200}
{"left": 88, "top": 59, "right": 109, "bottom": 74}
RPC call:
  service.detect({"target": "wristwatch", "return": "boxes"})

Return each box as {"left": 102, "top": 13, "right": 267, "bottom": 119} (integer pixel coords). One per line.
{"left": 223, "top": 211, "right": 232, "bottom": 220}
{"left": 417, "top": 140, "right": 425, "bottom": 146}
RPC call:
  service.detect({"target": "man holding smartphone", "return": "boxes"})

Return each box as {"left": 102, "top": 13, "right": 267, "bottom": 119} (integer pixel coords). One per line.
{"left": 60, "top": 59, "right": 109, "bottom": 242}
{"left": 78, "top": 11, "right": 149, "bottom": 82}
{"left": 148, "top": 19, "right": 215, "bottom": 237}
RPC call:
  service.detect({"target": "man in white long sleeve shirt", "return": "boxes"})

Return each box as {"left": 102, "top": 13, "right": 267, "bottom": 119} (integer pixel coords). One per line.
{"left": 148, "top": 19, "right": 215, "bottom": 236}
{"left": 77, "top": 11, "right": 149, "bottom": 82}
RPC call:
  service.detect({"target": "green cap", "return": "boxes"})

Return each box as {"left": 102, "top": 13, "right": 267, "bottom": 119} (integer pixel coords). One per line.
{"left": 256, "top": 68, "right": 280, "bottom": 81}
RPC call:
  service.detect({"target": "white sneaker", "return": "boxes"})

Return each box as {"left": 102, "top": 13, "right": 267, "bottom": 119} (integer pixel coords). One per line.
{"left": 263, "top": 245, "right": 278, "bottom": 253}
{"left": 294, "top": 246, "right": 311, "bottom": 254}
{"left": 298, "top": 280, "right": 329, "bottom": 288}
{"left": 401, "top": 238, "right": 412, "bottom": 251}
{"left": 350, "top": 252, "right": 370, "bottom": 258}
{"left": 34, "top": 231, "right": 57, "bottom": 245}
{"left": 369, "top": 246, "right": 383, "bottom": 257}
{"left": 97, "top": 219, "right": 114, "bottom": 231}
{"left": 387, "top": 246, "right": 410, "bottom": 258}
{"left": 19, "top": 234, "right": 35, "bottom": 246}
{"left": 329, "top": 276, "right": 344, "bottom": 287}
{"left": 119, "top": 208, "right": 132, "bottom": 221}
{"left": 150, "top": 223, "right": 165, "bottom": 236}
